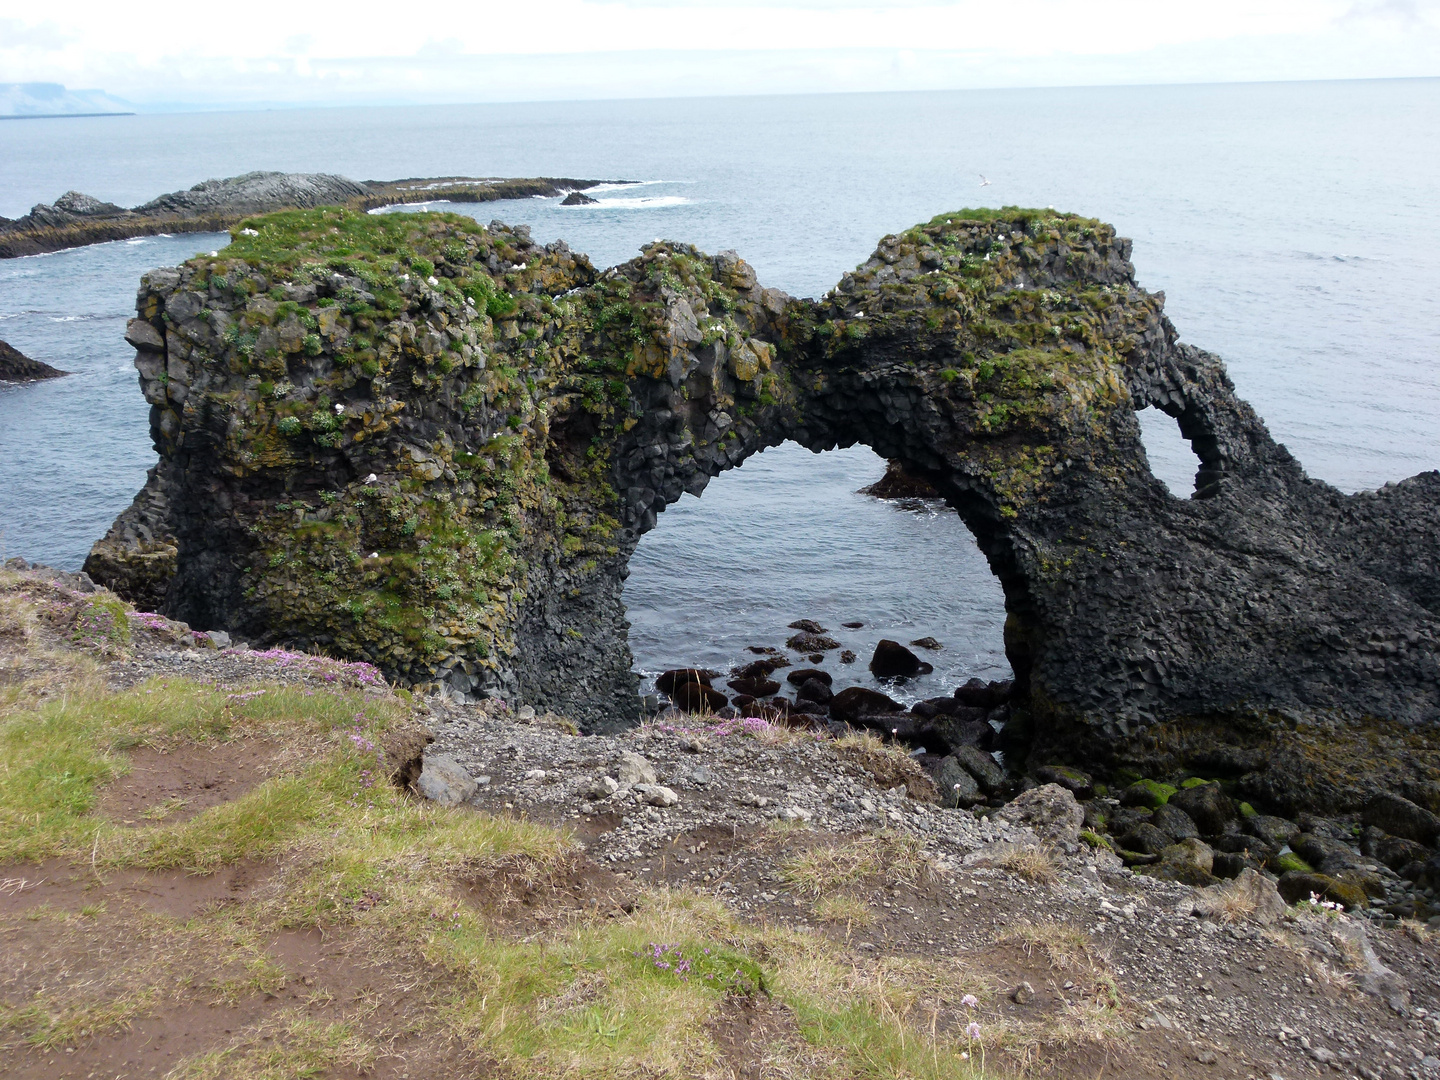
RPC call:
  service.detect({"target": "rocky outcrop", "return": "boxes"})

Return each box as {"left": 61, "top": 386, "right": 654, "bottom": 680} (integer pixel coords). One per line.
{"left": 0, "top": 339, "right": 68, "bottom": 381}
{"left": 0, "top": 172, "right": 627, "bottom": 258}
{"left": 85, "top": 205, "right": 1440, "bottom": 813}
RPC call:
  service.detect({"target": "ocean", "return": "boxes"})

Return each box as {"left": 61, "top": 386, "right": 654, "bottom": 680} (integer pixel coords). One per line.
{"left": 2, "top": 80, "right": 1437, "bottom": 699}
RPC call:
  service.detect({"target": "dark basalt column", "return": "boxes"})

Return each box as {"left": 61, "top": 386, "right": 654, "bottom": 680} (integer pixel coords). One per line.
{"left": 86, "top": 207, "right": 1440, "bottom": 812}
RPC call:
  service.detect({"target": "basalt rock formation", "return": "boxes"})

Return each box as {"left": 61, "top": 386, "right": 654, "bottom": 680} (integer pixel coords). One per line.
{"left": 85, "top": 205, "right": 1440, "bottom": 813}
{"left": 0, "top": 339, "right": 68, "bottom": 381}
{"left": 0, "top": 172, "right": 624, "bottom": 258}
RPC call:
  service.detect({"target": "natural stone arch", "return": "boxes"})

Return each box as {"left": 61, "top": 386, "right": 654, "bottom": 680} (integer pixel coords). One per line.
{"left": 87, "top": 205, "right": 1440, "bottom": 812}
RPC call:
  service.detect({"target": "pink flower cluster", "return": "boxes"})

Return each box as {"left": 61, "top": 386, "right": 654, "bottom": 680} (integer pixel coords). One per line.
{"left": 239, "top": 647, "right": 387, "bottom": 688}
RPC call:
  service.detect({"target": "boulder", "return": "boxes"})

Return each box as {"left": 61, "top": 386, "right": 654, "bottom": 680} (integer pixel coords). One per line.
{"left": 787, "top": 619, "right": 828, "bottom": 634}
{"left": 734, "top": 658, "right": 789, "bottom": 679}
{"left": 870, "top": 639, "right": 929, "bottom": 678}
{"left": 618, "top": 751, "right": 658, "bottom": 785}
{"left": 829, "top": 686, "right": 904, "bottom": 726}
{"left": 1362, "top": 828, "right": 1430, "bottom": 872}
{"left": 787, "top": 631, "right": 840, "bottom": 652}
{"left": 858, "top": 458, "right": 941, "bottom": 499}
{"left": 560, "top": 190, "right": 598, "bottom": 205}
{"left": 953, "top": 678, "right": 1011, "bottom": 709}
{"left": 1192, "top": 868, "right": 1287, "bottom": 924}
{"left": 1363, "top": 793, "right": 1440, "bottom": 846}
{"left": 1119, "top": 779, "right": 1176, "bottom": 809}
{"left": 795, "top": 678, "right": 832, "bottom": 705}
{"left": 785, "top": 668, "right": 832, "bottom": 686}
{"left": 936, "top": 756, "right": 984, "bottom": 808}
{"left": 1034, "top": 765, "right": 1093, "bottom": 800}
{"left": 415, "top": 755, "right": 478, "bottom": 806}
{"left": 672, "top": 681, "right": 727, "bottom": 712}
{"left": 842, "top": 620, "right": 864, "bottom": 629}
{"left": 1152, "top": 803, "right": 1201, "bottom": 841}
{"left": 909, "top": 636, "right": 943, "bottom": 650}
{"left": 952, "top": 745, "right": 1006, "bottom": 793}
{"left": 994, "top": 783, "right": 1084, "bottom": 847}
{"left": 655, "top": 668, "right": 719, "bottom": 694}
{"left": 1246, "top": 814, "right": 1299, "bottom": 850}
{"left": 635, "top": 783, "right": 679, "bottom": 807}
{"left": 1170, "top": 782, "right": 1238, "bottom": 836}
{"left": 727, "top": 677, "right": 780, "bottom": 697}
{"left": 839, "top": 650, "right": 857, "bottom": 664}
{"left": 1276, "top": 871, "right": 1369, "bottom": 911}
{"left": 1148, "top": 839, "right": 1218, "bottom": 886}
{"left": 1118, "top": 823, "right": 1172, "bottom": 856}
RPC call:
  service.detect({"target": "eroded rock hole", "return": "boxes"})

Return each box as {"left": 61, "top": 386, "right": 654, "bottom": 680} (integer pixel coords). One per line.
{"left": 1136, "top": 406, "right": 1200, "bottom": 497}
{"left": 622, "top": 441, "right": 1011, "bottom": 730}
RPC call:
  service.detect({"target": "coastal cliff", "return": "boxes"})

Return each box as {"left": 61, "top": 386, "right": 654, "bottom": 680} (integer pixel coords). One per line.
{"left": 85, "top": 206, "right": 1440, "bottom": 813}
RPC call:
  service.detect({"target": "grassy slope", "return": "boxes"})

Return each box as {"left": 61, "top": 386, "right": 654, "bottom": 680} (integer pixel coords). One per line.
{"left": 0, "top": 570, "right": 1003, "bottom": 1079}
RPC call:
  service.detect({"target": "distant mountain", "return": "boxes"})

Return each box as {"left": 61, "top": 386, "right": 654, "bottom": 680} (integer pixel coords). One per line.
{"left": 0, "top": 83, "right": 133, "bottom": 118}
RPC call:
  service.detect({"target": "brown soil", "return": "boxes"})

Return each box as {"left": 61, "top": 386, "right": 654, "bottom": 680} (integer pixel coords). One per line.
{"left": 97, "top": 739, "right": 280, "bottom": 825}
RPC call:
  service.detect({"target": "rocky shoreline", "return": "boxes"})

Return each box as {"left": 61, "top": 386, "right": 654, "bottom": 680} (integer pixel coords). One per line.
{"left": 0, "top": 171, "right": 629, "bottom": 258}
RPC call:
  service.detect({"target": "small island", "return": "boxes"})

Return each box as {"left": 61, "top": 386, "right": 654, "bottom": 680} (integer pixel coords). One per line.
{"left": 0, "top": 171, "right": 629, "bottom": 258}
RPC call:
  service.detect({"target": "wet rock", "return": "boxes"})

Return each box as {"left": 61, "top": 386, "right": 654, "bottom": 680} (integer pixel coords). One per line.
{"left": 415, "top": 754, "right": 478, "bottom": 806}
{"left": 734, "top": 658, "right": 790, "bottom": 679}
{"left": 1119, "top": 779, "right": 1177, "bottom": 809}
{"left": 1363, "top": 793, "right": 1440, "bottom": 846}
{"left": 951, "top": 745, "right": 1006, "bottom": 793}
{"left": 859, "top": 459, "right": 941, "bottom": 499}
{"left": 841, "top": 621, "right": 864, "bottom": 629}
{"left": 727, "top": 677, "right": 780, "bottom": 697}
{"left": 1276, "top": 871, "right": 1369, "bottom": 910}
{"left": 1246, "top": 814, "right": 1299, "bottom": 849}
{"left": 936, "top": 756, "right": 984, "bottom": 808}
{"left": 795, "top": 678, "right": 833, "bottom": 705}
{"left": 672, "top": 681, "right": 727, "bottom": 712}
{"left": 787, "top": 619, "right": 828, "bottom": 634}
{"left": 952, "top": 678, "right": 1011, "bottom": 709}
{"left": 655, "top": 668, "right": 720, "bottom": 694}
{"left": 839, "top": 650, "right": 856, "bottom": 664}
{"left": 1170, "top": 782, "right": 1237, "bottom": 836}
{"left": 869, "top": 639, "right": 929, "bottom": 678}
{"left": 909, "top": 636, "right": 943, "bottom": 650}
{"left": 787, "top": 631, "right": 840, "bottom": 652}
{"left": 1034, "top": 765, "right": 1093, "bottom": 800}
{"left": 829, "top": 686, "right": 905, "bottom": 726}
{"left": 617, "top": 750, "right": 658, "bottom": 785}
{"left": 0, "top": 339, "right": 69, "bottom": 382}
{"left": 1152, "top": 803, "right": 1201, "bottom": 841}
{"left": 994, "top": 783, "right": 1084, "bottom": 847}
{"left": 560, "top": 190, "right": 598, "bottom": 205}
{"left": 786, "top": 668, "right": 832, "bottom": 686}
{"left": 1118, "top": 822, "right": 1172, "bottom": 856}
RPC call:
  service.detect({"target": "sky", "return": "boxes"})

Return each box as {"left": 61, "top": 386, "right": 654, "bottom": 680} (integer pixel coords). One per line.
{"left": 1, "top": 0, "right": 1438, "bottom": 107}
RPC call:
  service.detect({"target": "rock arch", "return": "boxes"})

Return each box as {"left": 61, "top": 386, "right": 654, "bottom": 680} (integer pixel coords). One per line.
{"left": 87, "top": 206, "right": 1440, "bottom": 811}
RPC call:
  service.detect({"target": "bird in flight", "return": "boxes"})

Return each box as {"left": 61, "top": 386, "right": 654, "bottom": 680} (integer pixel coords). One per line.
{"left": 978, "top": 174, "right": 992, "bottom": 187}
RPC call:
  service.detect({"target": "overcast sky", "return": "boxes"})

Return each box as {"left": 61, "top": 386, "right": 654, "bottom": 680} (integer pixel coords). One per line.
{"left": 2, "top": 0, "right": 1437, "bottom": 107}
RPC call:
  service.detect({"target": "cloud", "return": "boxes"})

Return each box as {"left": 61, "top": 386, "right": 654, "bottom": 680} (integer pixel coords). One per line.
{"left": 0, "top": 16, "right": 76, "bottom": 50}
{"left": 0, "top": 0, "right": 1436, "bottom": 108}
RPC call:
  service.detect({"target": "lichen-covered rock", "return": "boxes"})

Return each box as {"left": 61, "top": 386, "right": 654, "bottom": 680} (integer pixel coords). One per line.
{"left": 86, "top": 206, "right": 1440, "bottom": 810}
{"left": 994, "top": 783, "right": 1084, "bottom": 847}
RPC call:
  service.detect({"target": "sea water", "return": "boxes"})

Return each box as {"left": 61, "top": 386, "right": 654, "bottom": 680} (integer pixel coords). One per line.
{"left": 2, "top": 80, "right": 1437, "bottom": 698}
